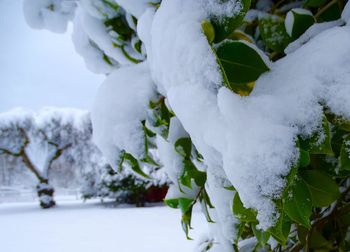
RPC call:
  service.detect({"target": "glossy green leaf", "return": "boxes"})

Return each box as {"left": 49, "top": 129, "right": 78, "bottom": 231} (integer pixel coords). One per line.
{"left": 317, "top": 3, "right": 341, "bottom": 22}
{"left": 123, "top": 153, "right": 150, "bottom": 179}
{"left": 283, "top": 179, "right": 312, "bottom": 228}
{"left": 268, "top": 212, "right": 291, "bottom": 245}
{"left": 259, "top": 15, "right": 291, "bottom": 53}
{"left": 215, "top": 40, "right": 270, "bottom": 92}
{"left": 179, "top": 197, "right": 194, "bottom": 213}
{"left": 210, "top": 0, "right": 251, "bottom": 42}
{"left": 201, "top": 189, "right": 215, "bottom": 209}
{"left": 224, "top": 185, "right": 236, "bottom": 191}
{"left": 299, "top": 149, "right": 310, "bottom": 168}
{"left": 285, "top": 9, "right": 315, "bottom": 40}
{"left": 304, "top": 0, "right": 327, "bottom": 7}
{"left": 232, "top": 193, "right": 257, "bottom": 222}
{"left": 175, "top": 138, "right": 192, "bottom": 158}
{"left": 180, "top": 160, "right": 207, "bottom": 188}
{"left": 200, "top": 198, "right": 215, "bottom": 223}
{"left": 181, "top": 209, "right": 193, "bottom": 240}
{"left": 164, "top": 198, "right": 179, "bottom": 209}
{"left": 301, "top": 170, "right": 340, "bottom": 207}
{"left": 202, "top": 20, "right": 215, "bottom": 44}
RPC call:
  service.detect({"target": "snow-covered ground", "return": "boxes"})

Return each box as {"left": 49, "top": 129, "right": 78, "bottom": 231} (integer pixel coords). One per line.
{"left": 0, "top": 199, "right": 208, "bottom": 252}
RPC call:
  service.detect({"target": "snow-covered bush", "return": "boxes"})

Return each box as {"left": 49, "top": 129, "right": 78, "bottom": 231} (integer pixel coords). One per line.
{"left": 96, "top": 164, "right": 168, "bottom": 206}
{"left": 24, "top": 0, "right": 350, "bottom": 250}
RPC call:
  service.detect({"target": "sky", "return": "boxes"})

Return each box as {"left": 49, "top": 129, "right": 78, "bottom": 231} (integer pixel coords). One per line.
{"left": 0, "top": 0, "right": 104, "bottom": 112}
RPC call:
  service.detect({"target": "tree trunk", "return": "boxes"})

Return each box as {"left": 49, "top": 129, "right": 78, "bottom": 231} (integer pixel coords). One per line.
{"left": 22, "top": 150, "right": 56, "bottom": 208}
{"left": 36, "top": 182, "right": 56, "bottom": 209}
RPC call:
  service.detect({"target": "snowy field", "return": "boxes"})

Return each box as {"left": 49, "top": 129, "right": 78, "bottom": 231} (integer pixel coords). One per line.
{"left": 0, "top": 199, "right": 207, "bottom": 252}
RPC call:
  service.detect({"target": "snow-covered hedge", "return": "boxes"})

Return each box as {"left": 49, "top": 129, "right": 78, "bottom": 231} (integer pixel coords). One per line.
{"left": 23, "top": 0, "right": 350, "bottom": 251}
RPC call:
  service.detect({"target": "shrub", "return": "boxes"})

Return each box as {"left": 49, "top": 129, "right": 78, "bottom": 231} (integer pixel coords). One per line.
{"left": 23, "top": 0, "right": 350, "bottom": 250}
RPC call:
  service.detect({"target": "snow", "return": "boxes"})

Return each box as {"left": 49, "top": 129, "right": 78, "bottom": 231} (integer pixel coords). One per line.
{"left": 201, "top": 0, "right": 243, "bottom": 20}
{"left": 0, "top": 199, "right": 208, "bottom": 252}
{"left": 285, "top": 19, "right": 345, "bottom": 54}
{"left": 156, "top": 118, "right": 188, "bottom": 186}
{"left": 115, "top": 0, "right": 159, "bottom": 19}
{"left": 23, "top": 0, "right": 76, "bottom": 33}
{"left": 342, "top": 0, "right": 350, "bottom": 23}
{"left": 72, "top": 9, "right": 117, "bottom": 74}
{"left": 80, "top": 0, "right": 118, "bottom": 20}
{"left": 91, "top": 62, "right": 157, "bottom": 166}
{"left": 80, "top": 11, "right": 134, "bottom": 66}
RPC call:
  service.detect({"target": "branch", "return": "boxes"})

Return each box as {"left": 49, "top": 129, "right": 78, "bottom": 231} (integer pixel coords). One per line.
{"left": 21, "top": 150, "right": 47, "bottom": 183}
{"left": 18, "top": 128, "right": 47, "bottom": 183}
{"left": 315, "top": 0, "right": 339, "bottom": 19}
{"left": 45, "top": 143, "right": 72, "bottom": 178}
{"left": 0, "top": 147, "right": 21, "bottom": 157}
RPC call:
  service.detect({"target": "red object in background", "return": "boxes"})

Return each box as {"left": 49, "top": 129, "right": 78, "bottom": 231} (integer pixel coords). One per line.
{"left": 144, "top": 186, "right": 168, "bottom": 202}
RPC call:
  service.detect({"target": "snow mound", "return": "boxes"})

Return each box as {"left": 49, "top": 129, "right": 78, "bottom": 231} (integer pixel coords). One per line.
{"left": 91, "top": 62, "right": 157, "bottom": 167}
{"left": 23, "top": 0, "right": 76, "bottom": 33}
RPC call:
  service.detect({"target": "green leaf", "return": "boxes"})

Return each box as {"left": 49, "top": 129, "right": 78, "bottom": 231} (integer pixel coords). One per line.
{"left": 174, "top": 138, "right": 192, "bottom": 158}
{"left": 301, "top": 170, "right": 340, "bottom": 207}
{"left": 285, "top": 9, "right": 315, "bottom": 40}
{"left": 268, "top": 212, "right": 291, "bottom": 245}
{"left": 210, "top": 0, "right": 251, "bottom": 42}
{"left": 227, "top": 30, "right": 253, "bottom": 43}
{"left": 232, "top": 193, "right": 257, "bottom": 222}
{"left": 299, "top": 116, "right": 333, "bottom": 155}
{"left": 325, "top": 112, "right": 350, "bottom": 132}
{"left": 164, "top": 197, "right": 194, "bottom": 213}
{"left": 117, "top": 150, "right": 126, "bottom": 172}
{"left": 309, "top": 229, "right": 333, "bottom": 249}
{"left": 317, "top": 3, "right": 341, "bottom": 22}
{"left": 224, "top": 185, "right": 236, "bottom": 191}
{"left": 252, "top": 224, "right": 270, "bottom": 246}
{"left": 179, "top": 160, "right": 207, "bottom": 189}
{"left": 202, "top": 20, "right": 215, "bottom": 44}
{"left": 181, "top": 209, "right": 193, "bottom": 240}
{"left": 304, "top": 0, "right": 327, "bottom": 7}
{"left": 215, "top": 40, "right": 270, "bottom": 92}
{"left": 331, "top": 127, "right": 348, "bottom": 157}
{"left": 148, "top": 98, "right": 172, "bottom": 139}
{"left": 340, "top": 135, "right": 350, "bottom": 171}
{"left": 283, "top": 179, "right": 312, "bottom": 228}
{"left": 123, "top": 153, "right": 150, "bottom": 179}
{"left": 200, "top": 197, "right": 215, "bottom": 223}
{"left": 177, "top": 198, "right": 195, "bottom": 240}
{"left": 104, "top": 16, "right": 133, "bottom": 39}
{"left": 164, "top": 198, "right": 179, "bottom": 209}
{"left": 201, "top": 188, "right": 215, "bottom": 209}
{"left": 299, "top": 149, "right": 310, "bottom": 167}
{"left": 259, "top": 15, "right": 291, "bottom": 53}
{"left": 179, "top": 197, "right": 194, "bottom": 213}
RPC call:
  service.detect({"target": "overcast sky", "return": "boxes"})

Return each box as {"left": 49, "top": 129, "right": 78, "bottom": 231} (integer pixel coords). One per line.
{"left": 0, "top": 0, "right": 104, "bottom": 112}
